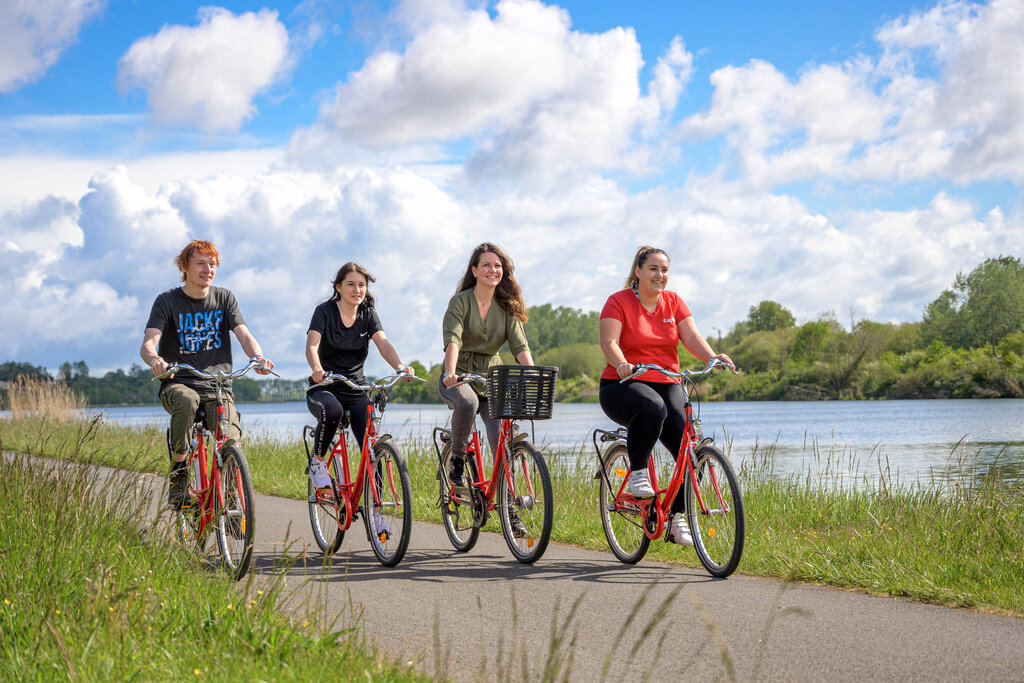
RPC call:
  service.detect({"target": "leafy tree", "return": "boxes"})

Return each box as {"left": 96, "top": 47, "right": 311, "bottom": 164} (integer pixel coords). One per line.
{"left": 791, "top": 321, "right": 832, "bottom": 363}
{"left": 537, "top": 343, "right": 605, "bottom": 379}
{"left": 921, "top": 256, "right": 1024, "bottom": 355}
{"left": 0, "top": 362, "right": 50, "bottom": 382}
{"left": 747, "top": 300, "right": 795, "bottom": 332}
{"left": 525, "top": 304, "right": 600, "bottom": 356}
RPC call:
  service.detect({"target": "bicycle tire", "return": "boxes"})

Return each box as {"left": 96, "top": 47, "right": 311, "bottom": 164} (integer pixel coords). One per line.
{"left": 308, "top": 454, "right": 344, "bottom": 554}
{"left": 598, "top": 444, "right": 650, "bottom": 564}
{"left": 439, "top": 442, "right": 481, "bottom": 552}
{"left": 497, "top": 441, "right": 553, "bottom": 564}
{"left": 685, "top": 445, "right": 744, "bottom": 578}
{"left": 362, "top": 441, "right": 413, "bottom": 567}
{"left": 174, "top": 450, "right": 209, "bottom": 553}
{"left": 214, "top": 444, "right": 255, "bottom": 581}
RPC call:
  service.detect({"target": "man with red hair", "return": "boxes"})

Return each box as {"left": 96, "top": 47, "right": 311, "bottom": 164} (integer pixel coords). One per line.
{"left": 140, "top": 239, "right": 274, "bottom": 508}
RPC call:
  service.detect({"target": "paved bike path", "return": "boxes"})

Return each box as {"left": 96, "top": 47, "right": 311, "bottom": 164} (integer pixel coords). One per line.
{"left": 238, "top": 484, "right": 1024, "bottom": 681}
{"left": 32, "top": 454, "right": 1021, "bottom": 682}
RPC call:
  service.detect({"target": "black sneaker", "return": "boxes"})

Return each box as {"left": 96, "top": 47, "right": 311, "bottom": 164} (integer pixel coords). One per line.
{"left": 508, "top": 505, "right": 527, "bottom": 538}
{"left": 448, "top": 456, "right": 465, "bottom": 487}
{"left": 168, "top": 466, "right": 189, "bottom": 510}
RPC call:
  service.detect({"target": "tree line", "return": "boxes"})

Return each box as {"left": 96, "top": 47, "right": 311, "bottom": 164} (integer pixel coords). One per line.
{"left": 4, "top": 256, "right": 1024, "bottom": 406}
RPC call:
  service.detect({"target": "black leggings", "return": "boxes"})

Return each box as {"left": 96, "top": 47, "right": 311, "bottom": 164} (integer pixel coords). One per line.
{"left": 599, "top": 378, "right": 687, "bottom": 514}
{"left": 306, "top": 389, "right": 370, "bottom": 459}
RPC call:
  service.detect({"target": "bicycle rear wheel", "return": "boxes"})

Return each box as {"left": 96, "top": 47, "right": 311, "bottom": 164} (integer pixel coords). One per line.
{"left": 363, "top": 441, "right": 413, "bottom": 567}
{"left": 497, "top": 440, "right": 552, "bottom": 564}
{"left": 439, "top": 443, "right": 480, "bottom": 552}
{"left": 214, "top": 444, "right": 255, "bottom": 580}
{"left": 598, "top": 445, "right": 650, "bottom": 564}
{"left": 685, "top": 445, "right": 744, "bottom": 578}
{"left": 308, "top": 454, "right": 344, "bottom": 554}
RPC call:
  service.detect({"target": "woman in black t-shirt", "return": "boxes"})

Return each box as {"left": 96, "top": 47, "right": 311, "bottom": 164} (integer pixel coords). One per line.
{"left": 305, "top": 262, "right": 414, "bottom": 490}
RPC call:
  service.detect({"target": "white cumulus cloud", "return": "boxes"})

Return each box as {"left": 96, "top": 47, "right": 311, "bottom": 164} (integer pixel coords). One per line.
{"left": 310, "top": 0, "right": 693, "bottom": 181}
{"left": 0, "top": 0, "right": 105, "bottom": 93}
{"left": 116, "top": 7, "right": 290, "bottom": 133}
{"left": 683, "top": 0, "right": 1024, "bottom": 187}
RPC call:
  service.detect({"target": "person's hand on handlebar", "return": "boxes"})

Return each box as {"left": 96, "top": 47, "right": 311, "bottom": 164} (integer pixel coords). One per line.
{"left": 311, "top": 367, "right": 325, "bottom": 384}
{"left": 614, "top": 360, "right": 634, "bottom": 381}
{"left": 710, "top": 353, "right": 735, "bottom": 370}
{"left": 150, "top": 356, "right": 172, "bottom": 379}
{"left": 442, "top": 369, "right": 458, "bottom": 388}
{"left": 253, "top": 356, "right": 274, "bottom": 375}
{"left": 398, "top": 366, "right": 417, "bottom": 381}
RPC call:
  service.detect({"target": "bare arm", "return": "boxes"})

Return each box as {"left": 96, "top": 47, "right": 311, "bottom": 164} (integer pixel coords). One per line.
{"left": 678, "top": 317, "right": 733, "bottom": 367}
{"left": 232, "top": 324, "right": 274, "bottom": 374}
{"left": 599, "top": 317, "right": 635, "bottom": 380}
{"left": 140, "top": 328, "right": 170, "bottom": 378}
{"left": 371, "top": 330, "right": 414, "bottom": 376}
{"left": 515, "top": 349, "right": 534, "bottom": 365}
{"left": 442, "top": 342, "right": 460, "bottom": 387}
{"left": 305, "top": 330, "right": 324, "bottom": 383}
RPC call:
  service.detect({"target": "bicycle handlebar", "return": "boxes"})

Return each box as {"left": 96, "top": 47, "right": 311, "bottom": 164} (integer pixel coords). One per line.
{"left": 308, "top": 369, "right": 425, "bottom": 392}
{"left": 620, "top": 359, "right": 738, "bottom": 383}
{"left": 447, "top": 372, "right": 487, "bottom": 389}
{"left": 152, "top": 356, "right": 280, "bottom": 382}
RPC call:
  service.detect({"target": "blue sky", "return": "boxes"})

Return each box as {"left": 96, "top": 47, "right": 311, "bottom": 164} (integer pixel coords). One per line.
{"left": 1, "top": 0, "right": 1022, "bottom": 378}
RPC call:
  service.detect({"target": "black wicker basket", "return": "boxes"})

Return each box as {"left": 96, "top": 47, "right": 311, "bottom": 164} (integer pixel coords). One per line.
{"left": 486, "top": 365, "right": 559, "bottom": 420}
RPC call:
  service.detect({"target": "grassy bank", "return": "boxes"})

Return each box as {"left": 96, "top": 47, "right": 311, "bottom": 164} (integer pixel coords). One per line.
{"left": 3, "top": 411, "right": 1021, "bottom": 617}
{"left": 0, "top": 450, "right": 425, "bottom": 681}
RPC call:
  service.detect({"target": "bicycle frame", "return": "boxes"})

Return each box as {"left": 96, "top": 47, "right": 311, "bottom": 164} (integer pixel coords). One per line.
{"left": 314, "top": 401, "right": 386, "bottom": 531}
{"left": 595, "top": 362, "right": 734, "bottom": 541}
{"left": 461, "top": 418, "right": 533, "bottom": 511}
{"left": 305, "top": 371, "right": 421, "bottom": 533}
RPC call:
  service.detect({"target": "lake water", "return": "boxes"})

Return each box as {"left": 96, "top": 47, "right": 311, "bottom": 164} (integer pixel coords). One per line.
{"left": 80, "top": 399, "right": 1024, "bottom": 488}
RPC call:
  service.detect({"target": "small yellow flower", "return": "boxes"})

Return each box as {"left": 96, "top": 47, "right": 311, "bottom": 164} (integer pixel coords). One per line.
{"left": 194, "top": 668, "right": 202, "bottom": 676}
{"left": 257, "top": 590, "right": 264, "bottom": 596}
{"left": 108, "top": 607, "right": 114, "bottom": 612}
{"left": 55, "top": 609, "right": 61, "bottom": 615}
{"left": 3, "top": 599, "right": 10, "bottom": 606}
{"left": 226, "top": 603, "right": 234, "bottom": 611}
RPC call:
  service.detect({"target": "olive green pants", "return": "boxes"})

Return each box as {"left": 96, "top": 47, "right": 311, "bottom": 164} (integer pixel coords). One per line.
{"left": 160, "top": 383, "right": 242, "bottom": 457}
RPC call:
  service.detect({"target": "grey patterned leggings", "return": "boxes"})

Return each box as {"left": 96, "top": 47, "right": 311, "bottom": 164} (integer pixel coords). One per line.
{"left": 437, "top": 376, "right": 501, "bottom": 458}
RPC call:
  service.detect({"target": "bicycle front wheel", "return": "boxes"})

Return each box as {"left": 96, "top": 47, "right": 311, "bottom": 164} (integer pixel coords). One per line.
{"left": 685, "top": 445, "right": 744, "bottom": 578}
{"left": 308, "top": 455, "right": 344, "bottom": 555}
{"left": 498, "top": 441, "right": 552, "bottom": 564}
{"left": 598, "top": 444, "right": 650, "bottom": 564}
{"left": 175, "top": 455, "right": 209, "bottom": 553}
{"left": 214, "top": 445, "right": 255, "bottom": 581}
{"left": 439, "top": 443, "right": 480, "bottom": 552}
{"left": 363, "top": 441, "right": 413, "bottom": 567}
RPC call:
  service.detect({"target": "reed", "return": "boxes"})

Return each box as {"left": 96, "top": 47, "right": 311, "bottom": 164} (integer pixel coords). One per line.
{"left": 5, "top": 376, "right": 86, "bottom": 419}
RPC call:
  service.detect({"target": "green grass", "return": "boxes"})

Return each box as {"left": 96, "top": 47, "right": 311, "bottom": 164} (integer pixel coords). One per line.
{"left": 0, "top": 425, "right": 427, "bottom": 682}
{"left": 3, "top": 413, "right": 1023, "bottom": 617}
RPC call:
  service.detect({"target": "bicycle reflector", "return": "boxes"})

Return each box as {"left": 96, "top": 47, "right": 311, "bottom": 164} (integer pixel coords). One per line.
{"left": 615, "top": 468, "right": 627, "bottom": 477}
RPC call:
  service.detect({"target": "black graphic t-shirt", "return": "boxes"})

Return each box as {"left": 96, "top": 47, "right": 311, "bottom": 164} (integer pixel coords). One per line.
{"left": 308, "top": 301, "right": 382, "bottom": 394}
{"left": 146, "top": 286, "right": 246, "bottom": 392}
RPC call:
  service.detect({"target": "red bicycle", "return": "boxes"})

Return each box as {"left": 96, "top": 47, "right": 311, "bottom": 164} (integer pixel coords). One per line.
{"left": 433, "top": 365, "right": 556, "bottom": 564}
{"left": 593, "top": 360, "right": 745, "bottom": 578}
{"left": 155, "top": 357, "right": 277, "bottom": 580}
{"left": 304, "top": 371, "right": 423, "bottom": 567}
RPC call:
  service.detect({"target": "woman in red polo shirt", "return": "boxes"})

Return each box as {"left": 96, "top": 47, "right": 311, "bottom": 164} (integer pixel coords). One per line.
{"left": 598, "top": 245, "right": 733, "bottom": 545}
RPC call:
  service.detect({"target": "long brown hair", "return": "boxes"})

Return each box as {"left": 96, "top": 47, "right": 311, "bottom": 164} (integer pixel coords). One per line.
{"left": 623, "top": 245, "right": 669, "bottom": 291}
{"left": 455, "top": 242, "right": 528, "bottom": 323}
{"left": 328, "top": 262, "right": 376, "bottom": 309}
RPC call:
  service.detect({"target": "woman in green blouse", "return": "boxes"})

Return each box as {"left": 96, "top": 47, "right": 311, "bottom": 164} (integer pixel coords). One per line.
{"left": 440, "top": 242, "right": 534, "bottom": 486}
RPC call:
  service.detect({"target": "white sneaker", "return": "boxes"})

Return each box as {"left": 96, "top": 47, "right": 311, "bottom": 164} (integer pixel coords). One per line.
{"left": 309, "top": 459, "right": 332, "bottom": 489}
{"left": 667, "top": 513, "right": 693, "bottom": 545}
{"left": 627, "top": 470, "right": 655, "bottom": 498}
